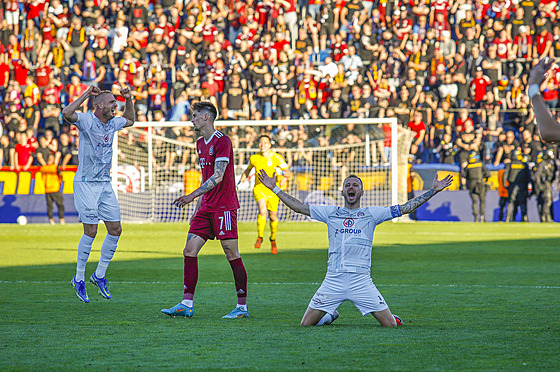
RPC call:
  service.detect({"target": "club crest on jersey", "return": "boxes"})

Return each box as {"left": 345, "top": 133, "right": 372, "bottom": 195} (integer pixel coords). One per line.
{"left": 103, "top": 134, "right": 109, "bottom": 143}
{"left": 343, "top": 218, "right": 355, "bottom": 227}
{"left": 209, "top": 146, "right": 214, "bottom": 155}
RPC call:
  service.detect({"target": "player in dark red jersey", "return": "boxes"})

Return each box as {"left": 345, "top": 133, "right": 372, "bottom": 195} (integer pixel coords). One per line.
{"left": 161, "top": 101, "right": 248, "bottom": 319}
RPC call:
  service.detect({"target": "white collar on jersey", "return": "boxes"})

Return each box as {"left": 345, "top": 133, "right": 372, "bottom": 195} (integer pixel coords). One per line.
{"left": 204, "top": 130, "right": 219, "bottom": 145}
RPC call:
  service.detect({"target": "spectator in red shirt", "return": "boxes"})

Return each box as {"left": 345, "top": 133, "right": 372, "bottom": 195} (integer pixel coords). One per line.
{"left": 432, "top": 11, "right": 450, "bottom": 40}
{"left": 66, "top": 74, "right": 89, "bottom": 108}
{"left": 455, "top": 108, "right": 475, "bottom": 134}
{"left": 533, "top": 18, "right": 553, "bottom": 57}
{"left": 12, "top": 57, "right": 31, "bottom": 87}
{"left": 407, "top": 110, "right": 427, "bottom": 157}
{"left": 493, "top": 29, "right": 512, "bottom": 61}
{"left": 112, "top": 70, "right": 131, "bottom": 111}
{"left": 393, "top": 7, "right": 413, "bottom": 41}
{"left": 35, "top": 56, "right": 53, "bottom": 89}
{"left": 202, "top": 71, "right": 220, "bottom": 98}
{"left": 430, "top": 0, "right": 449, "bottom": 24}
{"left": 470, "top": 67, "right": 492, "bottom": 107}
{"left": 0, "top": 56, "right": 9, "bottom": 99}
{"left": 14, "top": 131, "right": 35, "bottom": 171}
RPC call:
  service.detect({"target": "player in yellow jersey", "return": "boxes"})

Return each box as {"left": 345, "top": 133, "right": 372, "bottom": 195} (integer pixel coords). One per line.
{"left": 239, "top": 135, "right": 291, "bottom": 254}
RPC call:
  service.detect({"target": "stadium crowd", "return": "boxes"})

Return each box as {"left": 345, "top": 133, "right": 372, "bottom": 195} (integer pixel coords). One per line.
{"left": 1, "top": 0, "right": 560, "bottom": 176}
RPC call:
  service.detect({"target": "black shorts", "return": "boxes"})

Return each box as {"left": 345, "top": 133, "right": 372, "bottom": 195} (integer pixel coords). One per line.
{"left": 278, "top": 102, "right": 292, "bottom": 117}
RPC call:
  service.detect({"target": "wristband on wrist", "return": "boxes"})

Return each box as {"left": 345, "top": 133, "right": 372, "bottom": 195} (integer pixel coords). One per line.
{"left": 528, "top": 84, "right": 541, "bottom": 99}
{"left": 273, "top": 186, "right": 281, "bottom": 194}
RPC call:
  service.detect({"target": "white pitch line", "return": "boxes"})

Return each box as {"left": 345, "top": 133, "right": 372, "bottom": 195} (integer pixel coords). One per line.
{"left": 0, "top": 280, "right": 559, "bottom": 289}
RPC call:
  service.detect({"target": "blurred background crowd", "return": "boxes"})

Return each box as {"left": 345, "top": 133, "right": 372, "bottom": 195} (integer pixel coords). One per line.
{"left": 1, "top": 0, "right": 560, "bottom": 173}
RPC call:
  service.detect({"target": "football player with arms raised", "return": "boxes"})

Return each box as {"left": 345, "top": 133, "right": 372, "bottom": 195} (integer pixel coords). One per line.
{"left": 62, "top": 85, "right": 135, "bottom": 303}
{"left": 258, "top": 170, "right": 452, "bottom": 327}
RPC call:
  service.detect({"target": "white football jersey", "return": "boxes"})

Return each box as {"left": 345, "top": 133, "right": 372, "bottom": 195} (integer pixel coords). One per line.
{"left": 74, "top": 112, "right": 127, "bottom": 182}
{"left": 310, "top": 205, "right": 400, "bottom": 274}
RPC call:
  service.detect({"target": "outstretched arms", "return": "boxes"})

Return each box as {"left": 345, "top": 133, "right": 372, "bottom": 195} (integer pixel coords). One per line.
{"left": 258, "top": 170, "right": 311, "bottom": 216}
{"left": 528, "top": 58, "right": 560, "bottom": 142}
{"left": 399, "top": 174, "right": 453, "bottom": 215}
{"left": 173, "top": 161, "right": 228, "bottom": 208}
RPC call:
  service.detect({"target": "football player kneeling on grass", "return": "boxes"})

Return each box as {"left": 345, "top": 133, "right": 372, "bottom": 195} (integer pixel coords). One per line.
{"left": 258, "top": 170, "right": 452, "bottom": 327}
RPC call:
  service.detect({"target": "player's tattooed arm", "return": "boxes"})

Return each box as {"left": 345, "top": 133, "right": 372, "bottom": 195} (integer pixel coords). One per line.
{"left": 399, "top": 174, "right": 453, "bottom": 215}
{"left": 399, "top": 188, "right": 436, "bottom": 215}
{"left": 191, "top": 161, "right": 228, "bottom": 198}
{"left": 276, "top": 190, "right": 311, "bottom": 216}
{"left": 173, "top": 161, "right": 228, "bottom": 208}
{"left": 257, "top": 169, "right": 310, "bottom": 216}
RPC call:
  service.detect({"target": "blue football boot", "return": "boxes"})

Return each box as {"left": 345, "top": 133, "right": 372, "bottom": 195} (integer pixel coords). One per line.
{"left": 71, "top": 276, "right": 89, "bottom": 303}
{"left": 161, "top": 303, "right": 194, "bottom": 317}
{"left": 222, "top": 306, "right": 249, "bottom": 319}
{"left": 90, "top": 273, "right": 111, "bottom": 299}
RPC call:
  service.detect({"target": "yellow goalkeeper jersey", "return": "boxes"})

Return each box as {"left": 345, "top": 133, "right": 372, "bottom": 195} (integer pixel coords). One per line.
{"left": 248, "top": 151, "right": 289, "bottom": 187}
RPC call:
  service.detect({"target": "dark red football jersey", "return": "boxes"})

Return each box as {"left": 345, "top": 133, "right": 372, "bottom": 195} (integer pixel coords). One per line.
{"left": 196, "top": 131, "right": 240, "bottom": 212}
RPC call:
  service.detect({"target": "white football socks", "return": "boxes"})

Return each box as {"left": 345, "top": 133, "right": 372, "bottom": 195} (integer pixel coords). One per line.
{"left": 76, "top": 234, "right": 95, "bottom": 282}
{"left": 316, "top": 312, "right": 334, "bottom": 326}
{"left": 94, "top": 234, "right": 120, "bottom": 279}
{"left": 237, "top": 304, "right": 248, "bottom": 311}
{"left": 181, "top": 299, "right": 194, "bottom": 307}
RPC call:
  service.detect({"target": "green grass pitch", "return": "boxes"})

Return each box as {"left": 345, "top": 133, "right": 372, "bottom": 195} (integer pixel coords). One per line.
{"left": 1, "top": 221, "right": 559, "bottom": 370}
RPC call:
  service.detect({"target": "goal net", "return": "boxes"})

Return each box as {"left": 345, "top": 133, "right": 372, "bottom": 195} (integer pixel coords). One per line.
{"left": 112, "top": 118, "right": 414, "bottom": 223}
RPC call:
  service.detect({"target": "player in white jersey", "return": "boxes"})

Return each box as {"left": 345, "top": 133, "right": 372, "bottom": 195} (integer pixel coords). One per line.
{"left": 62, "top": 85, "right": 135, "bottom": 303}
{"left": 258, "top": 170, "right": 453, "bottom": 327}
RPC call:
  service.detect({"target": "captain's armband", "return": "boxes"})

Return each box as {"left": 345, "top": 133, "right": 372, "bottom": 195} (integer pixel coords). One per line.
{"left": 390, "top": 205, "right": 402, "bottom": 218}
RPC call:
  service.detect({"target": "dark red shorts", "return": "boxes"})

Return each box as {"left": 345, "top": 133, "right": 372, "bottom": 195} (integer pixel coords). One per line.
{"left": 189, "top": 209, "right": 238, "bottom": 240}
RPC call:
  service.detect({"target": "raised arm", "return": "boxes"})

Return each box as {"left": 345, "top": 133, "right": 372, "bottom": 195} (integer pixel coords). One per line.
{"left": 62, "top": 85, "right": 100, "bottom": 123}
{"left": 528, "top": 58, "right": 560, "bottom": 142}
{"left": 257, "top": 169, "right": 310, "bottom": 216}
{"left": 399, "top": 174, "right": 453, "bottom": 215}
{"left": 173, "top": 161, "right": 228, "bottom": 208}
{"left": 120, "top": 86, "right": 135, "bottom": 128}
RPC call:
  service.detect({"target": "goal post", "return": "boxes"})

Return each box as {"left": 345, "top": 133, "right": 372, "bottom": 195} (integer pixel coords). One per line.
{"left": 112, "top": 118, "right": 413, "bottom": 223}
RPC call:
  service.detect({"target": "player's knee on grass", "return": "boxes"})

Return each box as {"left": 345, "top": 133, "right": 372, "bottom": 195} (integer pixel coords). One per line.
{"left": 300, "top": 308, "right": 325, "bottom": 326}
{"left": 372, "top": 310, "right": 397, "bottom": 328}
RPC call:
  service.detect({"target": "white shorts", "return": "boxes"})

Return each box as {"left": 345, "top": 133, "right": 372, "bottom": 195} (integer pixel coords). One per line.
{"left": 308, "top": 272, "right": 389, "bottom": 316}
{"left": 74, "top": 181, "right": 121, "bottom": 224}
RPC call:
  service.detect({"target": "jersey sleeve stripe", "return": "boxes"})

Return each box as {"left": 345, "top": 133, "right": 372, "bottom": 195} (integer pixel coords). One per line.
{"left": 216, "top": 157, "right": 230, "bottom": 163}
